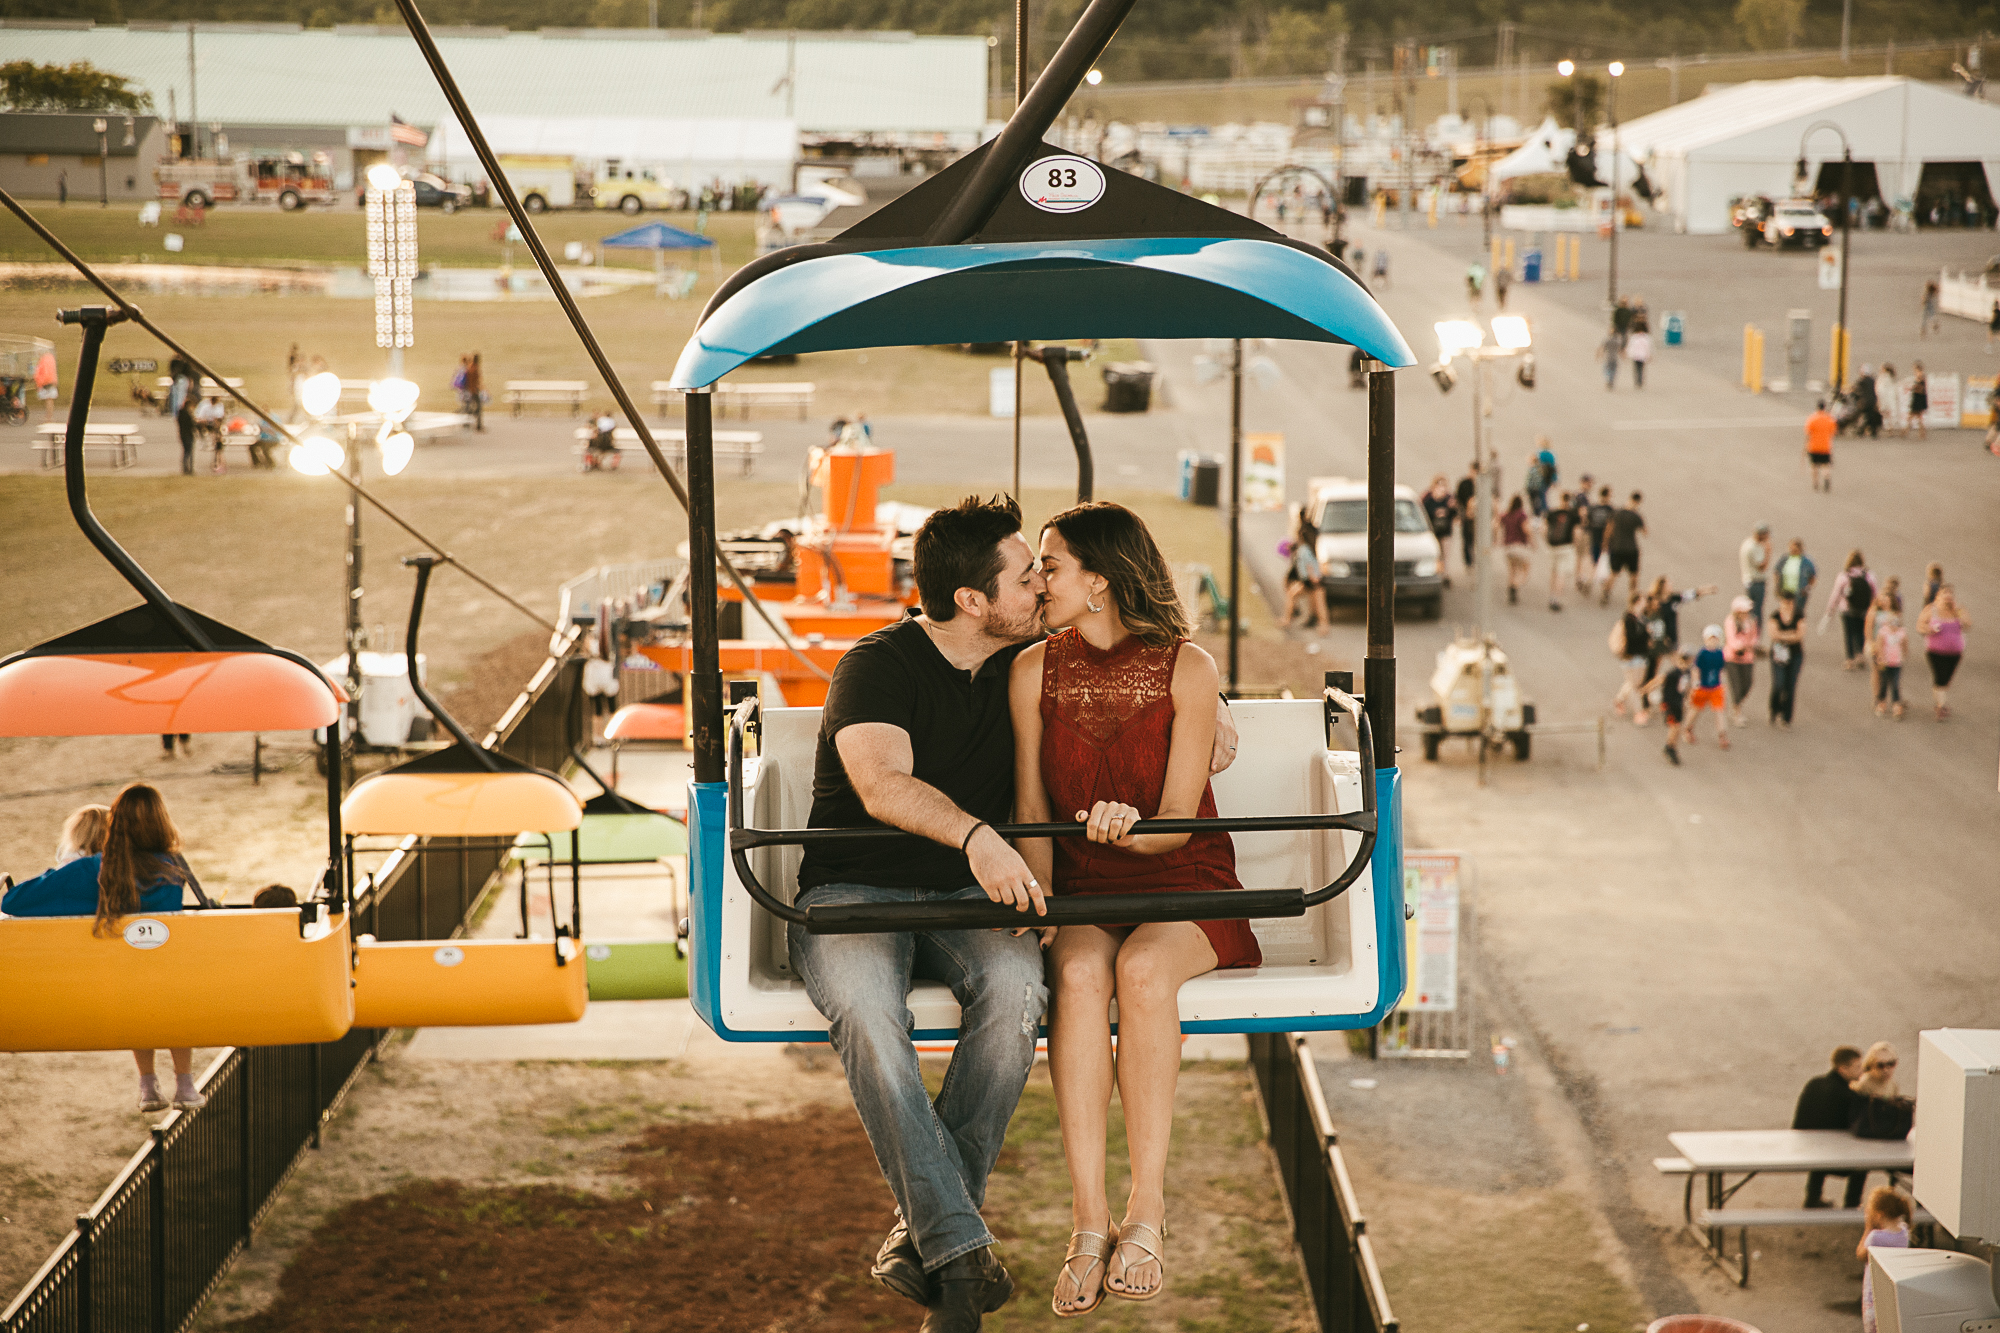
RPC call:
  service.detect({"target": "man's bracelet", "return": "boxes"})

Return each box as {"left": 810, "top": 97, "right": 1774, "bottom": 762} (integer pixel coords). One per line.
{"left": 960, "top": 821, "right": 989, "bottom": 854}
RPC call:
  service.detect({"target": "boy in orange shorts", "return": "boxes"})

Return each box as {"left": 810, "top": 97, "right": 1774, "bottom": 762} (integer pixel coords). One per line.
{"left": 1688, "top": 626, "right": 1731, "bottom": 749}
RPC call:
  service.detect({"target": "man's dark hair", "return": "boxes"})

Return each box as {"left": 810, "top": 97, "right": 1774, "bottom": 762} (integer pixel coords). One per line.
{"left": 1629, "top": 491, "right": 1643, "bottom": 504}
{"left": 913, "top": 494, "right": 1022, "bottom": 621}
{"left": 1831, "top": 1044, "right": 1863, "bottom": 1069}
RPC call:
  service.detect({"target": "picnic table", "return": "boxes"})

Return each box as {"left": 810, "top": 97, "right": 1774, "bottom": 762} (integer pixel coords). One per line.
{"left": 571, "top": 425, "right": 764, "bottom": 476}
{"left": 1659, "top": 1129, "right": 1924, "bottom": 1286}
{"left": 505, "top": 380, "right": 589, "bottom": 417}
{"left": 650, "top": 380, "right": 815, "bottom": 421}
{"left": 154, "top": 375, "right": 243, "bottom": 404}
{"left": 33, "top": 422, "right": 142, "bottom": 470}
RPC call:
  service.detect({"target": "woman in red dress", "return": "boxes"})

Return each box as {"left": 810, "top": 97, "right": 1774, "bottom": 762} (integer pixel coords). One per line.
{"left": 1009, "top": 502, "right": 1261, "bottom": 1315}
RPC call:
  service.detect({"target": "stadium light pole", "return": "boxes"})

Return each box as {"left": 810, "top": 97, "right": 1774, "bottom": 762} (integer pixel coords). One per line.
{"left": 93, "top": 119, "right": 109, "bottom": 207}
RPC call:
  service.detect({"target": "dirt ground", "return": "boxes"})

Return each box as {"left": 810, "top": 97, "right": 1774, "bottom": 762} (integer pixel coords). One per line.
{"left": 178, "top": 1050, "right": 1308, "bottom": 1333}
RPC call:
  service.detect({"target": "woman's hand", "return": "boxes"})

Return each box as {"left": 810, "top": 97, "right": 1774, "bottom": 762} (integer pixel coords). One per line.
{"left": 1009, "top": 925, "right": 1060, "bottom": 948}
{"left": 1079, "top": 800, "right": 1142, "bottom": 848}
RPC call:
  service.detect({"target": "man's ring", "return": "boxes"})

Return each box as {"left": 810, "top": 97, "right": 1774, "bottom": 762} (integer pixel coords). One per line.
{"left": 1028, "top": 879, "right": 1038, "bottom": 888}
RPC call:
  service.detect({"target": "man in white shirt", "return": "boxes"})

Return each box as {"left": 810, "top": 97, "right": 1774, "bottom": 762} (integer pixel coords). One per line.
{"left": 1739, "top": 523, "right": 1771, "bottom": 625}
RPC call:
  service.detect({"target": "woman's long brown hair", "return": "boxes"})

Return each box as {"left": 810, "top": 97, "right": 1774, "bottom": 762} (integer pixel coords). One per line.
{"left": 1044, "top": 502, "right": 1191, "bottom": 647}
{"left": 95, "top": 783, "right": 184, "bottom": 938}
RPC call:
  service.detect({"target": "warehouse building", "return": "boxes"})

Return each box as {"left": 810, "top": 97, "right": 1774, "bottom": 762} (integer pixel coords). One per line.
{"left": 0, "top": 20, "right": 988, "bottom": 194}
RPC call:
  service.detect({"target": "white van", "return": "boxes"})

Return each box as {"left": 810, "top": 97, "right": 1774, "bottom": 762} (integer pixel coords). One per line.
{"left": 1307, "top": 476, "right": 1444, "bottom": 618}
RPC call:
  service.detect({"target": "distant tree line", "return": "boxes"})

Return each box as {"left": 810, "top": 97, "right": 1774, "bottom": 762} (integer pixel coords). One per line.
{"left": 0, "top": 0, "right": 1989, "bottom": 80}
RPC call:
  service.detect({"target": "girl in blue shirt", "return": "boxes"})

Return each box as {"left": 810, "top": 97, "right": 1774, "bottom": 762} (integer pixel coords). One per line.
{"left": 1, "top": 785, "right": 207, "bottom": 1111}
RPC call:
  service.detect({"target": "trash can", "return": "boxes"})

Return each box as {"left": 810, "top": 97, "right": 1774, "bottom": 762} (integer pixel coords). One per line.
{"left": 1101, "top": 361, "right": 1157, "bottom": 413}
{"left": 1664, "top": 311, "right": 1686, "bottom": 346}
{"left": 1521, "top": 248, "right": 1542, "bottom": 282}
{"left": 1189, "top": 455, "right": 1223, "bottom": 507}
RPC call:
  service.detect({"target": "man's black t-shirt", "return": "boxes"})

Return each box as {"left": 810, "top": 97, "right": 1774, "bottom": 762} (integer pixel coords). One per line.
{"left": 1587, "top": 501, "right": 1614, "bottom": 535}
{"left": 1454, "top": 477, "right": 1476, "bottom": 510}
{"left": 799, "top": 618, "right": 1029, "bottom": 893}
{"left": 1792, "top": 1071, "right": 1861, "bottom": 1129}
{"left": 1607, "top": 508, "right": 1645, "bottom": 553}
{"left": 1544, "top": 507, "right": 1577, "bottom": 547}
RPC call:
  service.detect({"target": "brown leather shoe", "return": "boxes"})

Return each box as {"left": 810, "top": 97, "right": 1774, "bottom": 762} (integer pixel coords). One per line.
{"left": 918, "top": 1245, "right": 1013, "bottom": 1332}
{"left": 871, "top": 1218, "right": 929, "bottom": 1306}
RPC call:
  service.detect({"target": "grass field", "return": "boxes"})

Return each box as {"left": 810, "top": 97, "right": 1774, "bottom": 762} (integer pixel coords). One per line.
{"left": 2, "top": 200, "right": 1134, "bottom": 417}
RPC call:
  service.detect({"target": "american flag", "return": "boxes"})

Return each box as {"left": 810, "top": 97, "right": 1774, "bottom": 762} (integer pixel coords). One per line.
{"left": 389, "top": 114, "right": 428, "bottom": 147}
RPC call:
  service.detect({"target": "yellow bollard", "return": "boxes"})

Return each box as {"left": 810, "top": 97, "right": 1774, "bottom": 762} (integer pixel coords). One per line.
{"left": 1552, "top": 235, "right": 1566, "bottom": 280}
{"left": 1428, "top": 189, "right": 1439, "bottom": 227}
{"left": 1828, "top": 324, "right": 1851, "bottom": 391}
{"left": 1570, "top": 234, "right": 1583, "bottom": 281}
{"left": 1490, "top": 235, "right": 1503, "bottom": 279}
{"left": 1743, "top": 324, "right": 1766, "bottom": 393}
{"left": 1503, "top": 237, "right": 1516, "bottom": 272}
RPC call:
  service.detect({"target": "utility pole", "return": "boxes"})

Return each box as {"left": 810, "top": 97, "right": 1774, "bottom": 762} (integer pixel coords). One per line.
{"left": 1496, "top": 22, "right": 1514, "bottom": 120}
{"left": 93, "top": 119, "right": 109, "bottom": 206}
{"left": 1840, "top": 0, "right": 1851, "bottom": 62}
{"left": 186, "top": 23, "right": 200, "bottom": 158}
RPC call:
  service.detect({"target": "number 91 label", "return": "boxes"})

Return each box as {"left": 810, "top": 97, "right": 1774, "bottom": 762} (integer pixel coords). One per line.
{"left": 1020, "top": 155, "right": 1106, "bottom": 214}
{"left": 123, "top": 919, "right": 170, "bottom": 950}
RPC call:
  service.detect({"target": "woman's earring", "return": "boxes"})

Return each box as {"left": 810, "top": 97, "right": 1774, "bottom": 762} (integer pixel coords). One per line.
{"left": 1086, "top": 591, "right": 1103, "bottom": 613}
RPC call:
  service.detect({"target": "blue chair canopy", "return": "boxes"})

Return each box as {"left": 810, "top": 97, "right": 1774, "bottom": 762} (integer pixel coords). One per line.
{"left": 670, "top": 236, "right": 1415, "bottom": 388}
{"left": 601, "top": 222, "right": 716, "bottom": 251}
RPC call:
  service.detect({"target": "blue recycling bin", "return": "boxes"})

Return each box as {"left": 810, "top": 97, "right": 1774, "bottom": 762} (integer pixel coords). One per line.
{"left": 1664, "top": 312, "right": 1686, "bottom": 346}
{"left": 1522, "top": 248, "right": 1542, "bottom": 282}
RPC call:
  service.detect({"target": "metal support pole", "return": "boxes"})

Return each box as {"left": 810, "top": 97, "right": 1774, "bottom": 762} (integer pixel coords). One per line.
{"left": 1472, "top": 358, "right": 1492, "bottom": 642}
{"left": 1836, "top": 149, "right": 1852, "bottom": 391}
{"left": 686, "top": 389, "right": 724, "bottom": 783}
{"left": 1608, "top": 72, "right": 1621, "bottom": 315}
{"left": 149, "top": 1128, "right": 166, "bottom": 1333}
{"left": 1227, "top": 338, "right": 1243, "bottom": 692}
{"left": 1365, "top": 365, "right": 1397, "bottom": 771}
{"left": 344, "top": 441, "right": 364, "bottom": 725}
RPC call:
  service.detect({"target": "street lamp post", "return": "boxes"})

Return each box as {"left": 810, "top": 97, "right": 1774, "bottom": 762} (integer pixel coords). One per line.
{"left": 1434, "top": 316, "right": 1535, "bottom": 644}
{"left": 1797, "top": 121, "right": 1854, "bottom": 391}
{"left": 1559, "top": 60, "right": 1625, "bottom": 320}
{"left": 1462, "top": 95, "right": 1494, "bottom": 258}
{"left": 364, "top": 164, "right": 417, "bottom": 377}
{"left": 92, "top": 119, "right": 109, "bottom": 207}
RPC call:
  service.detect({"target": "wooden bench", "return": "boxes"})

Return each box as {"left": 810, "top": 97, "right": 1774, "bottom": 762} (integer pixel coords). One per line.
{"left": 1693, "top": 1205, "right": 1936, "bottom": 1286}
{"left": 650, "top": 380, "right": 814, "bottom": 421}
{"left": 571, "top": 425, "right": 764, "bottom": 476}
{"left": 505, "top": 380, "right": 588, "bottom": 417}
{"left": 33, "top": 423, "right": 142, "bottom": 470}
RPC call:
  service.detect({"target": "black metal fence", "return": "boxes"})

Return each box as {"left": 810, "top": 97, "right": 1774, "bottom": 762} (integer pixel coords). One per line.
{"left": 1249, "top": 1032, "right": 1399, "bottom": 1333}
{"left": 2, "top": 647, "right": 584, "bottom": 1333}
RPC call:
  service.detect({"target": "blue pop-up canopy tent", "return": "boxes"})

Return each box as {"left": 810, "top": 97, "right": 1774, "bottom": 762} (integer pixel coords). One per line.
{"left": 600, "top": 220, "right": 720, "bottom": 285}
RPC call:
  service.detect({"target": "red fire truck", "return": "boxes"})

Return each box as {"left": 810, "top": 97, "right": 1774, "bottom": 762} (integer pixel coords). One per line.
{"left": 155, "top": 152, "right": 340, "bottom": 210}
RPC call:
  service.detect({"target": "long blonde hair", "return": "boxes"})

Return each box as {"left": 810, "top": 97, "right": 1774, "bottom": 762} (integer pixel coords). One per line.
{"left": 95, "top": 784, "right": 185, "bottom": 938}
{"left": 1851, "top": 1041, "right": 1901, "bottom": 1100}
{"left": 57, "top": 804, "right": 111, "bottom": 863}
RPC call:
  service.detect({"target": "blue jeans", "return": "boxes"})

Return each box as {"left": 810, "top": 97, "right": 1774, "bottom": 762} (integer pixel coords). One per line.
{"left": 789, "top": 882, "right": 1048, "bottom": 1271}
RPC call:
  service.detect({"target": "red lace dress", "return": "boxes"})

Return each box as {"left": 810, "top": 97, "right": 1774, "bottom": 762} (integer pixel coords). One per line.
{"left": 1038, "top": 629, "right": 1262, "bottom": 969}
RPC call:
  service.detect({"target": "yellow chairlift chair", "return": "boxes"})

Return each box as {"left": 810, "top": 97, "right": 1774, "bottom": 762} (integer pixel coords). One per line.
{"left": 341, "top": 556, "right": 588, "bottom": 1029}
{"left": 0, "top": 306, "right": 354, "bottom": 1052}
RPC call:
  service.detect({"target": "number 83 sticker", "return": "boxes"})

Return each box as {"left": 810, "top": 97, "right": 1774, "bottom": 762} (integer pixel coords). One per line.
{"left": 1019, "top": 155, "right": 1106, "bottom": 214}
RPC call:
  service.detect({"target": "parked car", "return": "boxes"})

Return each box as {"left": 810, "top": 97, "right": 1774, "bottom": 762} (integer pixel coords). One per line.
{"left": 1759, "top": 200, "right": 1833, "bottom": 249}
{"left": 353, "top": 171, "right": 474, "bottom": 212}
{"left": 1309, "top": 476, "right": 1444, "bottom": 618}
{"left": 592, "top": 167, "right": 688, "bottom": 214}
{"left": 1730, "top": 194, "right": 1774, "bottom": 246}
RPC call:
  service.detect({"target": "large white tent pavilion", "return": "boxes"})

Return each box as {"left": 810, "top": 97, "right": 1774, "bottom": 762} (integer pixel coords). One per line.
{"left": 1613, "top": 77, "right": 2000, "bottom": 234}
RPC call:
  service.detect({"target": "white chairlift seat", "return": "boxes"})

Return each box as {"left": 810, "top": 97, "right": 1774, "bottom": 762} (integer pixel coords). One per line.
{"left": 690, "top": 699, "right": 1404, "bottom": 1041}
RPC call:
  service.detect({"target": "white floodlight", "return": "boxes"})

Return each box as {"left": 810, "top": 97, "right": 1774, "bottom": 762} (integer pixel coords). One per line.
{"left": 1557, "top": 60, "right": 1575, "bottom": 76}
{"left": 1434, "top": 319, "right": 1485, "bottom": 356}
{"left": 1085, "top": 68, "right": 1104, "bottom": 85}
{"left": 298, "top": 371, "right": 343, "bottom": 419}
{"left": 365, "top": 163, "right": 403, "bottom": 192}
{"left": 1491, "top": 315, "right": 1533, "bottom": 350}
{"left": 1608, "top": 60, "right": 1625, "bottom": 77}
{"left": 367, "top": 377, "right": 420, "bottom": 422}
{"left": 288, "top": 435, "right": 345, "bottom": 476}
{"left": 379, "top": 430, "right": 415, "bottom": 477}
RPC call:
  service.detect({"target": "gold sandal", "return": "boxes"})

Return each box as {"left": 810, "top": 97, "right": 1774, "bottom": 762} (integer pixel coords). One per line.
{"left": 1052, "top": 1229, "right": 1113, "bottom": 1317}
{"left": 1106, "top": 1221, "right": 1166, "bottom": 1302}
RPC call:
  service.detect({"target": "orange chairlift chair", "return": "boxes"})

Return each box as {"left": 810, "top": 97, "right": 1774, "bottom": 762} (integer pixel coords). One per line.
{"left": 339, "top": 556, "right": 588, "bottom": 1028}
{"left": 0, "top": 305, "right": 354, "bottom": 1053}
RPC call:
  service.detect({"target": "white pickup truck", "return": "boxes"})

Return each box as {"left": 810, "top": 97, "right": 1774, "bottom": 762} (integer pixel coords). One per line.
{"left": 1308, "top": 475, "right": 1445, "bottom": 619}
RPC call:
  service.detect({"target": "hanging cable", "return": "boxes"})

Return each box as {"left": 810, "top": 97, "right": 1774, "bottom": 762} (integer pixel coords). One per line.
{"left": 389, "top": 0, "right": 831, "bottom": 682}
{"left": 0, "top": 186, "right": 558, "bottom": 637}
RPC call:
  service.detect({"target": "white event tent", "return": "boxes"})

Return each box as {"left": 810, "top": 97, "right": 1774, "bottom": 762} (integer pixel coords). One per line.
{"left": 437, "top": 116, "right": 798, "bottom": 186}
{"left": 1612, "top": 77, "right": 2000, "bottom": 234}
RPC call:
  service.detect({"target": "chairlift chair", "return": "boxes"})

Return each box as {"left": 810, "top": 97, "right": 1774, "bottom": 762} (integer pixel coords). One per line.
{"left": 654, "top": 0, "right": 1416, "bottom": 1042}
{"left": 0, "top": 306, "right": 354, "bottom": 1053}
{"left": 339, "top": 558, "right": 589, "bottom": 1029}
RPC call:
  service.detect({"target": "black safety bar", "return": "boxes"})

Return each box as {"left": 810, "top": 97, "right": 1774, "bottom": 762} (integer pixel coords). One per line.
{"left": 724, "top": 691, "right": 1377, "bottom": 935}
